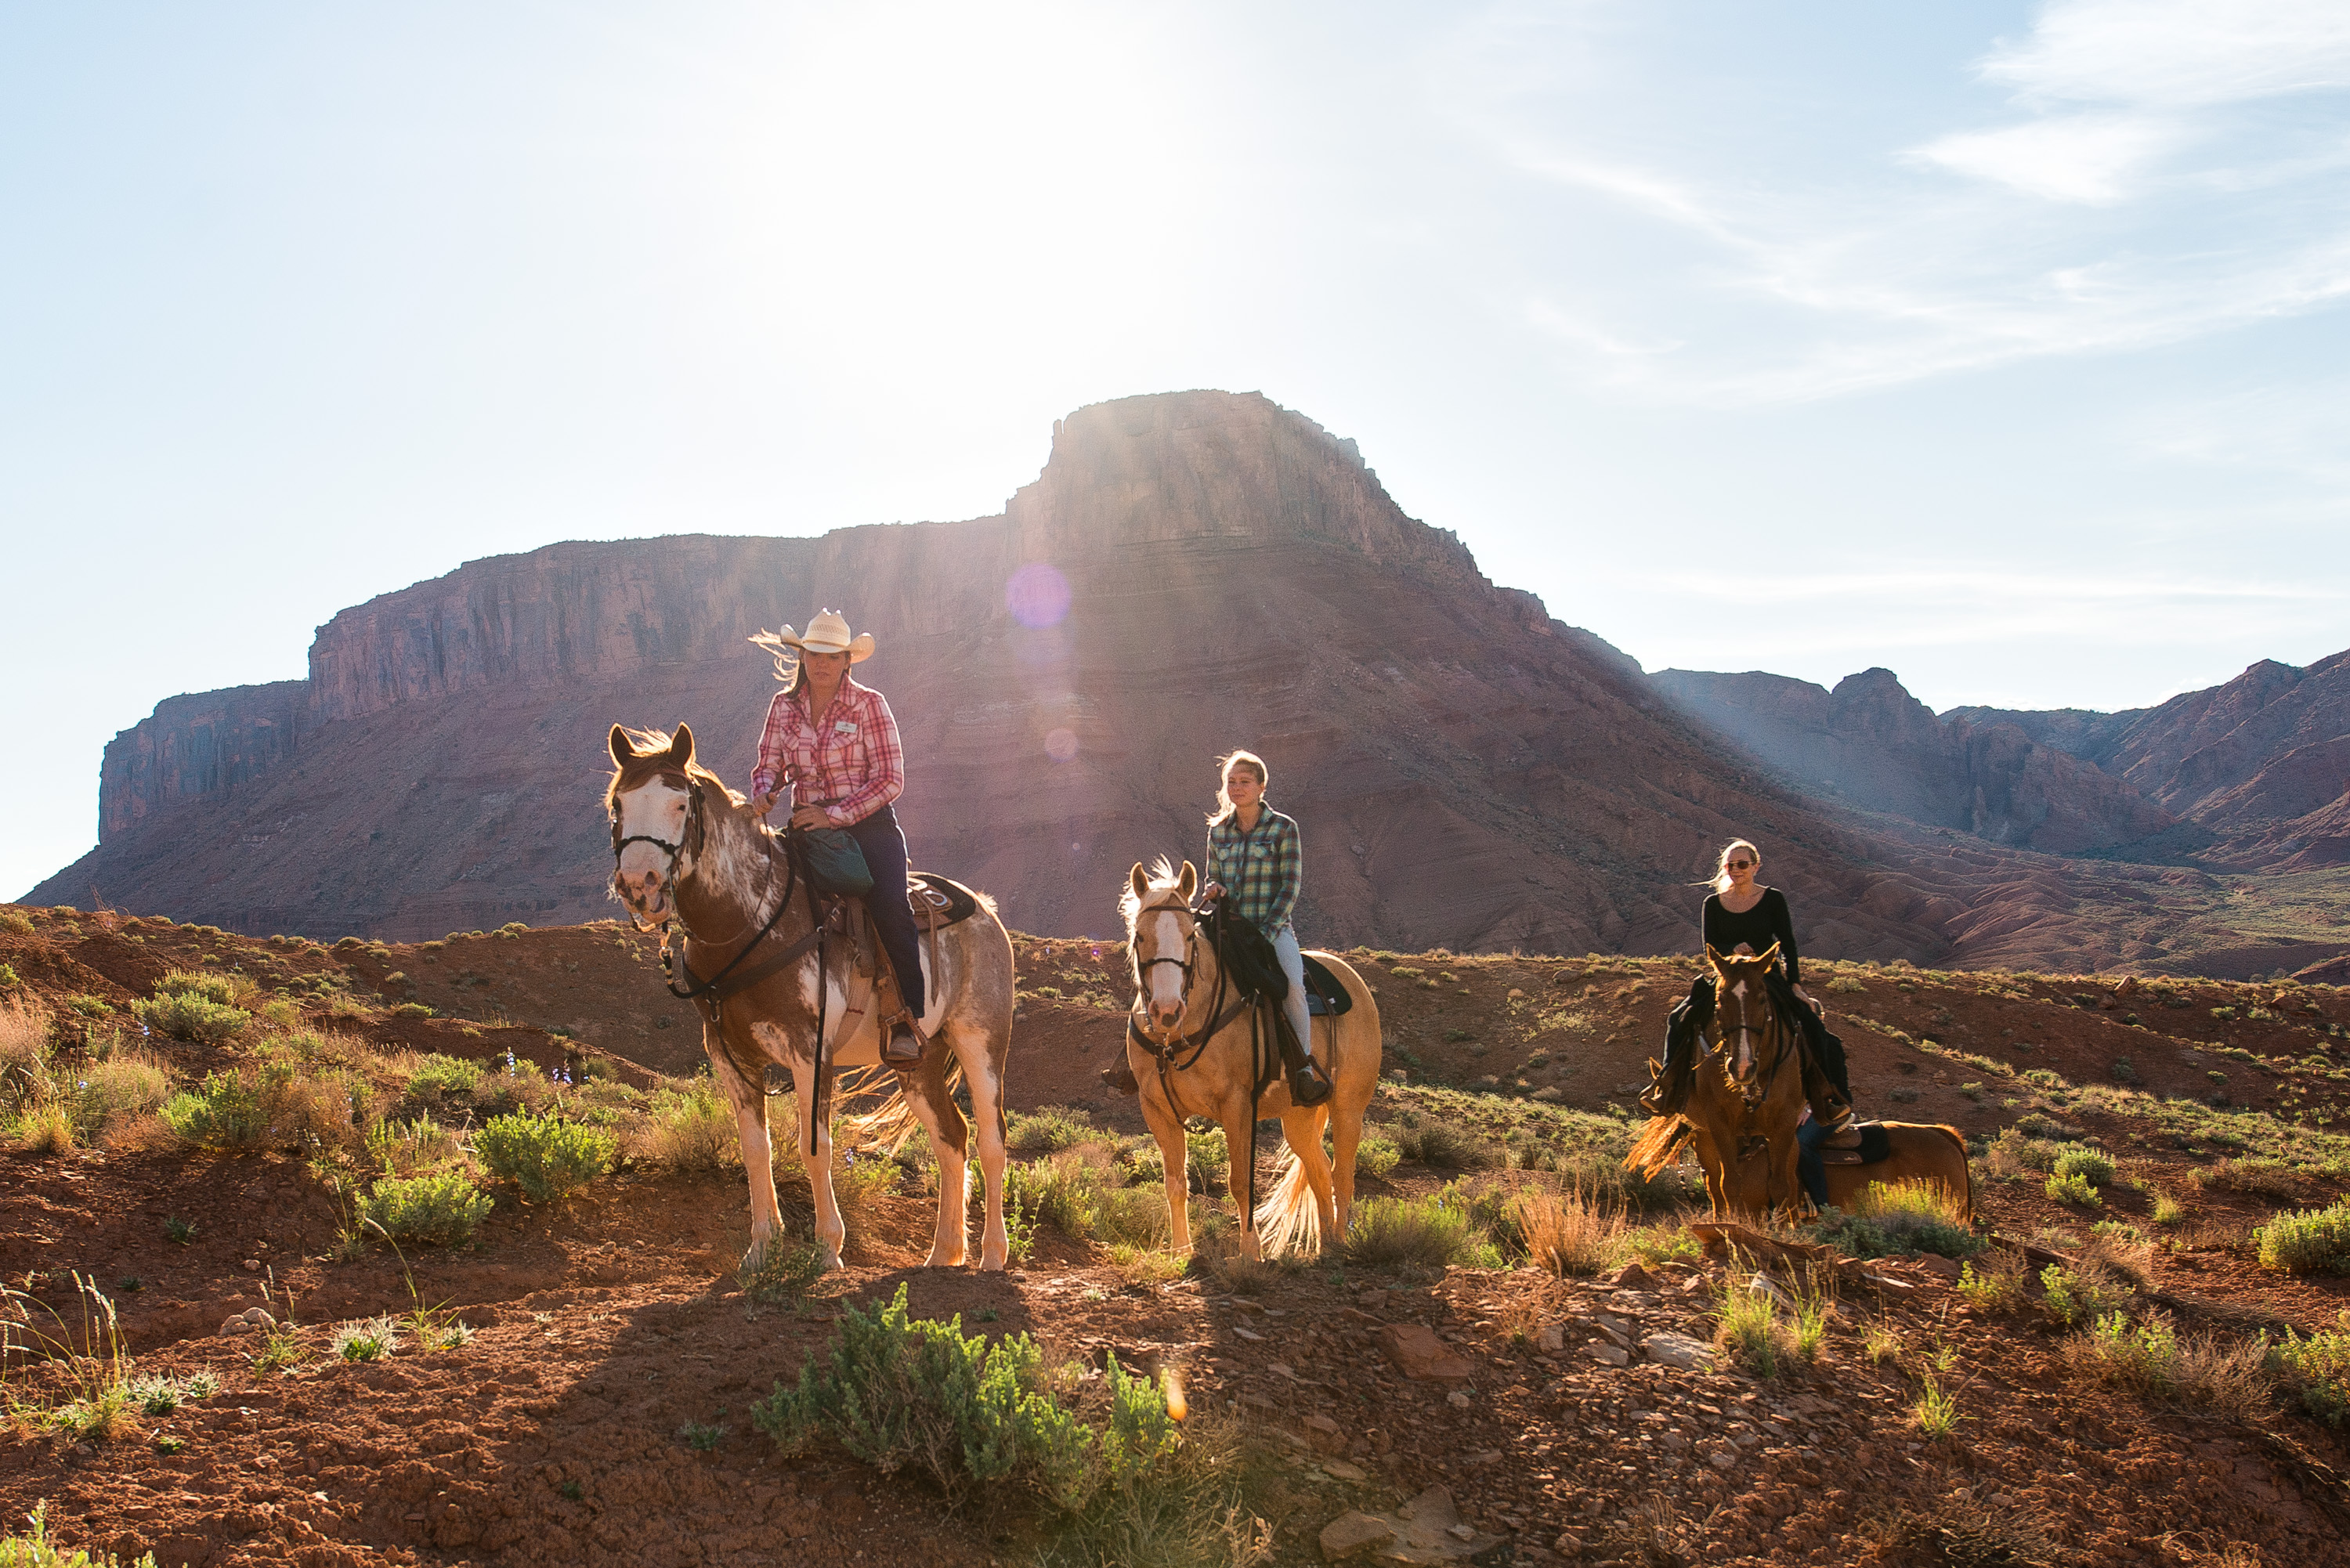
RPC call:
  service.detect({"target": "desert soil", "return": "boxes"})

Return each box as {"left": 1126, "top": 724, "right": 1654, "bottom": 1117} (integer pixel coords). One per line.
{"left": 4, "top": 907, "right": 2348, "bottom": 1566}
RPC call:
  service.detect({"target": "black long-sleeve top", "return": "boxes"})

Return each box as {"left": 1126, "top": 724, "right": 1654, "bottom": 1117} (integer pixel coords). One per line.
{"left": 1701, "top": 888, "right": 1801, "bottom": 984}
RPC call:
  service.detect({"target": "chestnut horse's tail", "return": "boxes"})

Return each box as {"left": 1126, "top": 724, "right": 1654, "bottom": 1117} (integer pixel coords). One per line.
{"left": 1625, "top": 1115, "right": 1694, "bottom": 1180}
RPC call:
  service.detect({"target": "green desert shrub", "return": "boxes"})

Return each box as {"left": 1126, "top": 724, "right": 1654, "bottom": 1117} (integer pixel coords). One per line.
{"left": 2255, "top": 1200, "right": 2350, "bottom": 1277}
{"left": 2265, "top": 1316, "right": 2350, "bottom": 1426}
{"left": 640, "top": 1076, "right": 738, "bottom": 1170}
{"left": 1355, "top": 1133, "right": 1401, "bottom": 1180}
{"left": 1810, "top": 1180, "right": 1983, "bottom": 1260}
{"left": 133, "top": 988, "right": 248, "bottom": 1045}
{"left": 753, "top": 1283, "right": 1156, "bottom": 1508}
{"left": 403, "top": 1053, "right": 484, "bottom": 1104}
{"left": 161, "top": 1071, "right": 269, "bottom": 1148}
{"left": 0, "top": 1502, "right": 159, "bottom": 1566}
{"left": 474, "top": 1112, "right": 616, "bottom": 1203}
{"left": 157, "top": 969, "right": 241, "bottom": 1006}
{"left": 2045, "top": 1171, "right": 2103, "bottom": 1208}
{"left": 360, "top": 1171, "right": 493, "bottom": 1245}
{"left": 2040, "top": 1262, "right": 2134, "bottom": 1329}
{"left": 1005, "top": 1104, "right": 1097, "bottom": 1155}
{"left": 1341, "top": 1193, "right": 1502, "bottom": 1270}
{"left": 2051, "top": 1146, "right": 2117, "bottom": 1187}
{"left": 1394, "top": 1118, "right": 1504, "bottom": 1170}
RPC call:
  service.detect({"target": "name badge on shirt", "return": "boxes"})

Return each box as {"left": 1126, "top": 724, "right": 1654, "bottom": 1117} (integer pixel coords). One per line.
{"left": 832, "top": 721, "right": 858, "bottom": 736}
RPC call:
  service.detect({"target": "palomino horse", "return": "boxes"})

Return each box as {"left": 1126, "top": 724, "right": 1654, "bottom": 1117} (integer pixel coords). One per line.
{"left": 1120, "top": 860, "right": 1383, "bottom": 1259}
{"left": 1627, "top": 945, "right": 1809, "bottom": 1219}
{"left": 606, "top": 724, "right": 1017, "bottom": 1272}
{"left": 1820, "top": 1124, "right": 1975, "bottom": 1219}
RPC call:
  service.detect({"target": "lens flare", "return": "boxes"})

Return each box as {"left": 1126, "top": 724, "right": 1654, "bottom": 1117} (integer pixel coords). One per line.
{"left": 1045, "top": 727, "right": 1079, "bottom": 763}
{"left": 1006, "top": 561, "right": 1071, "bottom": 628}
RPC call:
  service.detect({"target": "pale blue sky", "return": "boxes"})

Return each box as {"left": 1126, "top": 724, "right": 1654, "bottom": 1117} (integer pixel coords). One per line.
{"left": 8, "top": 2, "right": 2350, "bottom": 898}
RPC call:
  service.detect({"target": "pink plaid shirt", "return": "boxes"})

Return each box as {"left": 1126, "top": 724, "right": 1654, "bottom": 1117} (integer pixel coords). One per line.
{"left": 749, "top": 677, "right": 906, "bottom": 827}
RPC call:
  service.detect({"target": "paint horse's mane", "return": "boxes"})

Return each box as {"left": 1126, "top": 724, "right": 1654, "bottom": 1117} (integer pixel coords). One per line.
{"left": 603, "top": 725, "right": 739, "bottom": 815}
{"left": 1119, "top": 855, "right": 1188, "bottom": 930}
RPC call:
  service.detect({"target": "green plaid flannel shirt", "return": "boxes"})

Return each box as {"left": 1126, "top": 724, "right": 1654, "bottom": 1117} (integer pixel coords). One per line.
{"left": 1206, "top": 808, "right": 1300, "bottom": 934}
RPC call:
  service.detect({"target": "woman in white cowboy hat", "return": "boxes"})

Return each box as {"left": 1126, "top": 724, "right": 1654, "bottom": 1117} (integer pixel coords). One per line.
{"left": 746, "top": 609, "right": 924, "bottom": 1067}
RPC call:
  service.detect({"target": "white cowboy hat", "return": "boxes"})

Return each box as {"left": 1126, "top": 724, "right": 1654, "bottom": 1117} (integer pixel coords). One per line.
{"left": 750, "top": 609, "right": 874, "bottom": 663}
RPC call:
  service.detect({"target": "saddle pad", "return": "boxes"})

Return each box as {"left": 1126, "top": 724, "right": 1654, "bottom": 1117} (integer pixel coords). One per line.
{"left": 1300, "top": 954, "right": 1352, "bottom": 1017}
{"left": 908, "top": 872, "right": 980, "bottom": 927}
{"left": 1817, "top": 1122, "right": 1893, "bottom": 1166}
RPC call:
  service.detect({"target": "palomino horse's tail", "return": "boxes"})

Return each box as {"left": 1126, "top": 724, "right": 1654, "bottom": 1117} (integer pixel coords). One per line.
{"left": 1253, "top": 1141, "right": 1325, "bottom": 1259}
{"left": 1625, "top": 1115, "right": 1694, "bottom": 1181}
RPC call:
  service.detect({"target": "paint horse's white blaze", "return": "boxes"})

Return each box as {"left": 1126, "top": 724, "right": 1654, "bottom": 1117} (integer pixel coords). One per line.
{"left": 605, "top": 721, "right": 1017, "bottom": 1278}
{"left": 1726, "top": 975, "right": 1753, "bottom": 1078}
{"left": 611, "top": 778, "right": 691, "bottom": 922}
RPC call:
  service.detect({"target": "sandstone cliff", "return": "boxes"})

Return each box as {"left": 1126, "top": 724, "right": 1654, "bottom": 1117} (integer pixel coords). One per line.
{"left": 37, "top": 391, "right": 1968, "bottom": 963}
{"left": 1650, "top": 667, "right": 2175, "bottom": 854}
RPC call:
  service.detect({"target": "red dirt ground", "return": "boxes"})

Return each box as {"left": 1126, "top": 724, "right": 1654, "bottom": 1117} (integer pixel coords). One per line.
{"left": 5, "top": 907, "right": 2348, "bottom": 1566}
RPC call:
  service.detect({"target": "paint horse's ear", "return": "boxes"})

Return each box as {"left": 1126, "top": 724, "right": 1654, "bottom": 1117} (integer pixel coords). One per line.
{"left": 1130, "top": 862, "right": 1152, "bottom": 903}
{"left": 1752, "top": 941, "right": 1781, "bottom": 970}
{"left": 1177, "top": 860, "right": 1198, "bottom": 903}
{"left": 667, "top": 723, "right": 695, "bottom": 768}
{"left": 1703, "top": 943, "right": 1726, "bottom": 974}
{"left": 609, "top": 724, "right": 634, "bottom": 767}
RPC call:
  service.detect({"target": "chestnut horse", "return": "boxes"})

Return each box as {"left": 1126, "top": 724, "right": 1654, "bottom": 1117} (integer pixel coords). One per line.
{"left": 1120, "top": 859, "right": 1383, "bottom": 1259}
{"left": 1628, "top": 945, "right": 1973, "bottom": 1220}
{"left": 606, "top": 724, "right": 1015, "bottom": 1272}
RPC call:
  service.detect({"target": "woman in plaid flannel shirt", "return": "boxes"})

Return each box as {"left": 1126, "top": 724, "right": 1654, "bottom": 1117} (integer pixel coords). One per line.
{"left": 1104, "top": 750, "right": 1332, "bottom": 1105}
{"left": 746, "top": 611, "right": 925, "bottom": 1067}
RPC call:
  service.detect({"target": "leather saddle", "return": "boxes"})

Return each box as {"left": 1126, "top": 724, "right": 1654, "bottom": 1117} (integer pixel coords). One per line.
{"left": 1300, "top": 954, "right": 1352, "bottom": 1017}
{"left": 836, "top": 872, "right": 982, "bottom": 979}
{"left": 1816, "top": 1122, "right": 1893, "bottom": 1166}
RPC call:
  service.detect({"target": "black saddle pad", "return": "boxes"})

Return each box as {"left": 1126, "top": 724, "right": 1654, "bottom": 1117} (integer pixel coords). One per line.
{"left": 1300, "top": 954, "right": 1352, "bottom": 1017}
{"left": 909, "top": 872, "right": 980, "bottom": 927}
{"left": 1817, "top": 1122, "right": 1893, "bottom": 1166}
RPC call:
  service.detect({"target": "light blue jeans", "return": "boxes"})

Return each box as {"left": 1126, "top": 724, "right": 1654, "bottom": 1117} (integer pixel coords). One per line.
{"left": 1271, "top": 925, "right": 1312, "bottom": 1060}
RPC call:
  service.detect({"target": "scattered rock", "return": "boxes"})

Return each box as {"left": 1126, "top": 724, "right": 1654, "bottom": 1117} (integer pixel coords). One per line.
{"left": 1603, "top": 1262, "right": 1654, "bottom": 1290}
{"left": 1708, "top": 1450, "right": 1737, "bottom": 1471}
{"left": 1553, "top": 1530, "right": 1583, "bottom": 1555}
{"left": 215, "top": 1307, "right": 275, "bottom": 1338}
{"left": 1323, "top": 1459, "right": 1368, "bottom": 1482}
{"left": 1584, "top": 1341, "right": 1629, "bottom": 1367}
{"left": 1591, "top": 1313, "right": 1636, "bottom": 1349}
{"left": 1305, "top": 1413, "right": 1342, "bottom": 1436}
{"left": 1913, "top": 1254, "right": 1961, "bottom": 1281}
{"left": 1377, "top": 1322, "right": 1475, "bottom": 1381}
{"left": 1535, "top": 1324, "right": 1565, "bottom": 1353}
{"left": 240, "top": 1259, "right": 262, "bottom": 1273}
{"left": 1642, "top": 1331, "right": 1713, "bottom": 1371}
{"left": 1320, "top": 1511, "right": 1394, "bottom": 1560}
{"left": 1447, "top": 1389, "right": 1473, "bottom": 1408}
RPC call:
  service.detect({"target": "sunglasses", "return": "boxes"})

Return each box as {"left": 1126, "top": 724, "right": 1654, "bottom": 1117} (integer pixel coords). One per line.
{"left": 1726, "top": 860, "right": 1753, "bottom": 869}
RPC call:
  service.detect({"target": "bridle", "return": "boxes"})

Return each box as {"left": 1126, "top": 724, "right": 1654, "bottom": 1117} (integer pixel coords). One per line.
{"left": 609, "top": 771, "right": 704, "bottom": 934}
{"left": 1128, "top": 898, "right": 1213, "bottom": 1057}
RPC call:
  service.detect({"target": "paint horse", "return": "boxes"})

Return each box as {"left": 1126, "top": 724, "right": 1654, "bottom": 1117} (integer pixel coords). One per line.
{"left": 606, "top": 724, "right": 1017, "bottom": 1271}
{"left": 1120, "top": 859, "right": 1383, "bottom": 1259}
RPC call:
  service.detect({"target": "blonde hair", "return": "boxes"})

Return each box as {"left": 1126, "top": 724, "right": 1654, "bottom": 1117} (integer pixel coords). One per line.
{"left": 1708, "top": 839, "right": 1761, "bottom": 895}
{"left": 1206, "top": 750, "right": 1269, "bottom": 826}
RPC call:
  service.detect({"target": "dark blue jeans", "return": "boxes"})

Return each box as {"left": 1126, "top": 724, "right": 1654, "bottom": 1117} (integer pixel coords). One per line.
{"left": 1797, "top": 1117, "right": 1832, "bottom": 1209}
{"left": 844, "top": 804, "right": 923, "bottom": 1017}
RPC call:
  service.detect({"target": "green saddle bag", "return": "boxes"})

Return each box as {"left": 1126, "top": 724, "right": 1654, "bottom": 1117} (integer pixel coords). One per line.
{"left": 790, "top": 826, "right": 874, "bottom": 898}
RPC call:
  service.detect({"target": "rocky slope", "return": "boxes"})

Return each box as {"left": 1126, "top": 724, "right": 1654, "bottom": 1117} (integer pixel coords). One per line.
{"left": 1951, "top": 650, "right": 2350, "bottom": 869}
{"left": 1650, "top": 667, "right": 2175, "bottom": 854}
{"left": 31, "top": 391, "right": 1961, "bottom": 963}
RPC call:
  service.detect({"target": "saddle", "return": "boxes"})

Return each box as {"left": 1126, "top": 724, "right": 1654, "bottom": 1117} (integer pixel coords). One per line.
{"left": 830, "top": 873, "right": 982, "bottom": 1052}
{"left": 1815, "top": 1122, "right": 1893, "bottom": 1166}
{"left": 1300, "top": 953, "right": 1351, "bottom": 1017}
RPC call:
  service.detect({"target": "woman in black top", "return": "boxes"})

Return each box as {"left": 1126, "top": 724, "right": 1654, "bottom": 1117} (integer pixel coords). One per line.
{"left": 1651, "top": 839, "right": 1856, "bottom": 1201}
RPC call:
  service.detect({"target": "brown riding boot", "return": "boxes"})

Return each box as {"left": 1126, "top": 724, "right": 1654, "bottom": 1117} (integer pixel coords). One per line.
{"left": 883, "top": 1017, "right": 923, "bottom": 1070}
{"left": 1100, "top": 1062, "right": 1140, "bottom": 1095}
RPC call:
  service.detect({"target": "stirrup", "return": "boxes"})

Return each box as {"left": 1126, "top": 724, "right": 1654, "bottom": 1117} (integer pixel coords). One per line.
{"left": 1100, "top": 1063, "right": 1140, "bottom": 1097}
{"left": 882, "top": 1019, "right": 923, "bottom": 1071}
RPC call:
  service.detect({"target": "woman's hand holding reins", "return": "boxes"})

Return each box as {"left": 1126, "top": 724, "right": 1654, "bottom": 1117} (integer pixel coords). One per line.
{"left": 749, "top": 790, "right": 780, "bottom": 818}
{"left": 787, "top": 804, "right": 833, "bottom": 832}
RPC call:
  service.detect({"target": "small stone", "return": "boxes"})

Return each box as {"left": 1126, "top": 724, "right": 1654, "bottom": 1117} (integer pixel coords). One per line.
{"left": 1318, "top": 1510, "right": 1394, "bottom": 1560}
{"left": 1604, "top": 1262, "right": 1655, "bottom": 1290}
{"left": 1535, "top": 1324, "right": 1565, "bottom": 1353}
{"left": 1592, "top": 1313, "right": 1636, "bottom": 1349}
{"left": 1553, "top": 1530, "right": 1584, "bottom": 1555}
{"left": 1642, "top": 1331, "right": 1715, "bottom": 1371}
{"left": 216, "top": 1317, "right": 257, "bottom": 1338}
{"left": 1323, "top": 1459, "right": 1368, "bottom": 1482}
{"left": 240, "top": 1259, "right": 262, "bottom": 1273}
{"left": 1447, "top": 1523, "right": 1476, "bottom": 1541}
{"left": 1465, "top": 1449, "right": 1502, "bottom": 1465}
{"left": 1584, "top": 1341, "right": 1629, "bottom": 1367}
{"left": 241, "top": 1307, "right": 276, "bottom": 1328}
{"left": 1305, "top": 1414, "right": 1341, "bottom": 1436}
{"left": 1708, "top": 1450, "right": 1737, "bottom": 1471}
{"left": 1231, "top": 1324, "right": 1266, "bottom": 1342}
{"left": 1377, "top": 1322, "right": 1475, "bottom": 1381}
{"left": 1447, "top": 1389, "right": 1472, "bottom": 1408}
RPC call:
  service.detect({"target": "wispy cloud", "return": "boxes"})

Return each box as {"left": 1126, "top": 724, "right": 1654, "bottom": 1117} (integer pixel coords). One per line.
{"left": 1452, "top": 0, "right": 2350, "bottom": 403}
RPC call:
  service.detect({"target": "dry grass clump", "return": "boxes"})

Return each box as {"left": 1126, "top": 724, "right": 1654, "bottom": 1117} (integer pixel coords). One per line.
{"left": 2066, "top": 1309, "right": 2271, "bottom": 1418}
{"left": 635, "top": 1076, "right": 739, "bottom": 1170}
{"left": 1513, "top": 1186, "right": 1626, "bottom": 1277}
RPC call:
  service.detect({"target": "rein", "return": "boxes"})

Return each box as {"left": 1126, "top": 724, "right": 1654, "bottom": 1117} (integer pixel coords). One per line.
{"left": 1125, "top": 899, "right": 1278, "bottom": 1221}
